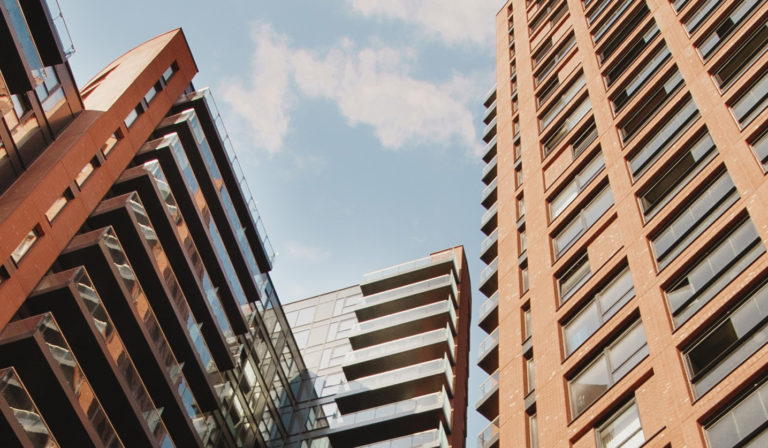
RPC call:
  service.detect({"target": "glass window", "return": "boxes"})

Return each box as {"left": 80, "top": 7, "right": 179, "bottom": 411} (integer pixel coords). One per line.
{"left": 100, "top": 129, "right": 123, "bottom": 158}
{"left": 124, "top": 105, "right": 143, "bottom": 128}
{"left": 11, "top": 228, "right": 38, "bottom": 265}
{"left": 597, "top": 401, "right": 644, "bottom": 448}
{"left": 587, "top": 0, "right": 612, "bottom": 25}
{"left": 665, "top": 217, "right": 765, "bottom": 327}
{"left": 45, "top": 188, "right": 72, "bottom": 223}
{"left": 543, "top": 96, "right": 592, "bottom": 154}
{"left": 620, "top": 71, "right": 684, "bottom": 144}
{"left": 684, "top": 0, "right": 724, "bottom": 33}
{"left": 751, "top": 129, "right": 768, "bottom": 170}
{"left": 705, "top": 379, "right": 768, "bottom": 447}
{"left": 540, "top": 73, "right": 586, "bottom": 130}
{"left": 559, "top": 253, "right": 592, "bottom": 303}
{"left": 553, "top": 185, "right": 614, "bottom": 258}
{"left": 638, "top": 132, "right": 717, "bottom": 219}
{"left": 729, "top": 69, "right": 768, "bottom": 127}
{"left": 698, "top": 0, "right": 765, "bottom": 59}
{"left": 604, "top": 24, "right": 660, "bottom": 87}
{"left": 628, "top": 96, "right": 700, "bottom": 179}
{"left": 713, "top": 21, "right": 768, "bottom": 89}
{"left": 535, "top": 34, "right": 576, "bottom": 87}
{"left": 74, "top": 159, "right": 96, "bottom": 187}
{"left": 524, "top": 307, "right": 532, "bottom": 340}
{"left": 652, "top": 171, "right": 739, "bottom": 270}
{"left": 599, "top": 5, "right": 651, "bottom": 63}
{"left": 592, "top": 0, "right": 636, "bottom": 44}
{"left": 522, "top": 265, "right": 530, "bottom": 294}
{"left": 537, "top": 77, "right": 560, "bottom": 107}
{"left": 163, "top": 62, "right": 178, "bottom": 83}
{"left": 611, "top": 45, "right": 671, "bottom": 114}
{"left": 533, "top": 38, "right": 554, "bottom": 68}
{"left": 526, "top": 357, "right": 536, "bottom": 393}
{"left": 549, "top": 151, "right": 605, "bottom": 221}
{"left": 529, "top": 413, "right": 539, "bottom": 448}
{"left": 144, "top": 83, "right": 160, "bottom": 105}
{"left": 570, "top": 321, "right": 648, "bottom": 417}
{"left": 686, "top": 281, "right": 768, "bottom": 397}
{"left": 563, "top": 267, "right": 635, "bottom": 356}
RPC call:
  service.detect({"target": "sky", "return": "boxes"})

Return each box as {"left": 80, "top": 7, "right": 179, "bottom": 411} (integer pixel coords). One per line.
{"left": 59, "top": 0, "right": 502, "bottom": 439}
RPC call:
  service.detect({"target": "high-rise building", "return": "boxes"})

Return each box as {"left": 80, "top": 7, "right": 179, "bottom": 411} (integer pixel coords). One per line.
{"left": 478, "top": 0, "right": 768, "bottom": 447}
{"left": 283, "top": 247, "right": 471, "bottom": 447}
{"left": 0, "top": 2, "right": 331, "bottom": 446}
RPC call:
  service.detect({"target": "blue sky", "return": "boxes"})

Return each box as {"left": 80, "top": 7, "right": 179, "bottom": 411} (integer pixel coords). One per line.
{"left": 61, "top": 0, "right": 501, "bottom": 439}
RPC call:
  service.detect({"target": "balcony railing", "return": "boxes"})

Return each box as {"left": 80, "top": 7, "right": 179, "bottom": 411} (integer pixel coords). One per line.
{"left": 351, "top": 299, "right": 457, "bottom": 339}
{"left": 482, "top": 156, "right": 498, "bottom": 184}
{"left": 344, "top": 326, "right": 455, "bottom": 368}
{"left": 362, "top": 249, "right": 458, "bottom": 285}
{"left": 477, "top": 369, "right": 500, "bottom": 405}
{"left": 339, "top": 355, "right": 454, "bottom": 397}
{"left": 357, "top": 424, "right": 449, "bottom": 448}
{"left": 479, "top": 258, "right": 498, "bottom": 288}
{"left": 359, "top": 273, "right": 458, "bottom": 312}
{"left": 481, "top": 202, "right": 498, "bottom": 229}
{"left": 0, "top": 367, "right": 57, "bottom": 447}
{"left": 330, "top": 389, "right": 448, "bottom": 429}
{"left": 483, "top": 135, "right": 498, "bottom": 162}
{"left": 477, "top": 417, "right": 500, "bottom": 448}
{"left": 483, "top": 117, "right": 498, "bottom": 143}
{"left": 45, "top": 0, "right": 75, "bottom": 57}
{"left": 477, "top": 327, "right": 499, "bottom": 363}
{"left": 477, "top": 292, "right": 498, "bottom": 327}
{"left": 481, "top": 178, "right": 498, "bottom": 206}
{"left": 483, "top": 85, "right": 497, "bottom": 108}
{"left": 483, "top": 100, "right": 498, "bottom": 124}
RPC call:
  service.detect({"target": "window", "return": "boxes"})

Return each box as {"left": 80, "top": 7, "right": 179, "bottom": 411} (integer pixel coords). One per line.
{"left": 100, "top": 129, "right": 123, "bottom": 158}
{"left": 729, "top": 70, "right": 768, "bottom": 127}
{"left": 597, "top": 401, "right": 644, "bottom": 448}
{"left": 533, "top": 38, "right": 554, "bottom": 68}
{"left": 698, "top": 0, "right": 766, "bottom": 59}
{"left": 45, "top": 188, "right": 73, "bottom": 223}
{"left": 537, "top": 77, "right": 560, "bottom": 107}
{"left": 522, "top": 265, "right": 530, "bottom": 294}
{"left": 34, "top": 66, "right": 65, "bottom": 113}
{"left": 572, "top": 119, "right": 599, "bottom": 158}
{"left": 563, "top": 267, "right": 635, "bottom": 356}
{"left": 592, "top": 0, "right": 636, "bottom": 44}
{"left": 543, "top": 96, "right": 592, "bottom": 154}
{"left": 651, "top": 171, "right": 739, "bottom": 270}
{"left": 685, "top": 281, "right": 768, "bottom": 397}
{"left": 599, "top": 4, "right": 651, "bottom": 63}
{"left": 569, "top": 320, "right": 648, "bottom": 417}
{"left": 144, "top": 83, "right": 160, "bottom": 105}
{"left": 684, "top": 0, "right": 724, "bottom": 33}
{"left": 75, "top": 158, "right": 98, "bottom": 188}
{"left": 11, "top": 227, "right": 40, "bottom": 265}
{"left": 526, "top": 357, "right": 536, "bottom": 394}
{"left": 604, "top": 24, "right": 660, "bottom": 87}
{"left": 124, "top": 104, "right": 144, "bottom": 128}
{"left": 549, "top": 151, "right": 605, "bottom": 221}
{"left": 523, "top": 307, "right": 532, "bottom": 340}
{"left": 705, "top": 379, "right": 768, "bottom": 447}
{"left": 620, "top": 70, "right": 684, "bottom": 144}
{"left": 558, "top": 253, "right": 592, "bottom": 303}
{"left": 540, "top": 73, "right": 586, "bottom": 130}
{"left": 534, "top": 33, "right": 576, "bottom": 87}
{"left": 587, "top": 0, "right": 612, "bottom": 25}
{"left": 518, "top": 196, "right": 526, "bottom": 219}
{"left": 611, "top": 44, "right": 671, "bottom": 114}
{"left": 750, "top": 129, "right": 768, "bottom": 170}
{"left": 713, "top": 20, "right": 768, "bottom": 89}
{"left": 665, "top": 217, "right": 765, "bottom": 327}
{"left": 162, "top": 62, "right": 178, "bottom": 84}
{"left": 673, "top": 0, "right": 691, "bottom": 12}
{"left": 638, "top": 132, "right": 717, "bottom": 219}
{"left": 628, "top": 96, "right": 700, "bottom": 179}
{"left": 553, "top": 185, "right": 614, "bottom": 258}
{"left": 529, "top": 413, "right": 539, "bottom": 448}
{"left": 520, "top": 229, "right": 528, "bottom": 254}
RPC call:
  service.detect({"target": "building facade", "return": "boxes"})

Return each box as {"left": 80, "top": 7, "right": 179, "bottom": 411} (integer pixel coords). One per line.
{"left": 0, "top": 1, "right": 330, "bottom": 446}
{"left": 284, "top": 247, "right": 471, "bottom": 447}
{"left": 478, "top": 0, "right": 768, "bottom": 447}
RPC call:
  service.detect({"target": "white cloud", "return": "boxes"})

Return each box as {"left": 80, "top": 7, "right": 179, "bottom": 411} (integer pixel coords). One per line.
{"left": 219, "top": 24, "right": 480, "bottom": 153}
{"left": 282, "top": 240, "right": 332, "bottom": 262}
{"left": 346, "top": 0, "right": 501, "bottom": 47}
{"left": 219, "top": 24, "right": 293, "bottom": 154}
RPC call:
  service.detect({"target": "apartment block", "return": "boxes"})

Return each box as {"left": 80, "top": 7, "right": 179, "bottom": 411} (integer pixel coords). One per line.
{"left": 0, "top": 1, "right": 335, "bottom": 446}
{"left": 283, "top": 247, "right": 471, "bottom": 447}
{"left": 478, "top": 0, "right": 768, "bottom": 447}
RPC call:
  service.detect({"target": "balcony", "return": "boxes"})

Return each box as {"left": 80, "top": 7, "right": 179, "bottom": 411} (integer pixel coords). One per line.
{"left": 483, "top": 100, "right": 498, "bottom": 125}
{"left": 481, "top": 178, "right": 498, "bottom": 209}
{"left": 349, "top": 299, "right": 457, "bottom": 350}
{"left": 480, "top": 229, "right": 498, "bottom": 264}
{"left": 357, "top": 424, "right": 449, "bottom": 448}
{"left": 477, "top": 417, "right": 500, "bottom": 448}
{"left": 482, "top": 135, "right": 498, "bottom": 163}
{"left": 483, "top": 85, "right": 497, "bottom": 108}
{"left": 478, "top": 258, "right": 499, "bottom": 298}
{"left": 477, "top": 292, "right": 498, "bottom": 334}
{"left": 481, "top": 202, "right": 498, "bottom": 236}
{"left": 361, "top": 249, "right": 459, "bottom": 296}
{"left": 328, "top": 390, "right": 452, "bottom": 447}
{"left": 477, "top": 327, "right": 499, "bottom": 374}
{"left": 335, "top": 356, "right": 454, "bottom": 414}
{"left": 476, "top": 370, "right": 499, "bottom": 420}
{"left": 356, "top": 274, "right": 458, "bottom": 322}
{"left": 0, "top": 367, "right": 57, "bottom": 448}
{"left": 343, "top": 327, "right": 455, "bottom": 380}
{"left": 482, "top": 156, "right": 498, "bottom": 185}
{"left": 483, "top": 117, "right": 497, "bottom": 143}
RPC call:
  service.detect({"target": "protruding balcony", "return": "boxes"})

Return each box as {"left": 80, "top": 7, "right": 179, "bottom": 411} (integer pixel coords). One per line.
{"left": 477, "top": 292, "right": 498, "bottom": 334}
{"left": 328, "top": 389, "right": 452, "bottom": 447}
{"left": 478, "top": 257, "right": 498, "bottom": 298}
{"left": 483, "top": 85, "right": 497, "bottom": 108}
{"left": 360, "top": 249, "right": 459, "bottom": 296}
{"left": 483, "top": 117, "right": 497, "bottom": 143}
{"left": 0, "top": 367, "right": 58, "bottom": 447}
{"left": 349, "top": 299, "right": 457, "bottom": 350}
{"left": 477, "top": 417, "right": 500, "bottom": 448}
{"left": 477, "top": 327, "right": 499, "bottom": 374}
{"left": 483, "top": 135, "right": 497, "bottom": 163}
{"left": 476, "top": 370, "right": 499, "bottom": 421}
{"left": 356, "top": 274, "right": 458, "bottom": 322}
{"left": 357, "top": 423, "right": 449, "bottom": 448}
{"left": 335, "top": 356, "right": 454, "bottom": 414}
{"left": 482, "top": 156, "right": 498, "bottom": 185}
{"left": 481, "top": 202, "right": 498, "bottom": 236}
{"left": 480, "top": 229, "right": 498, "bottom": 265}
{"left": 343, "top": 326, "right": 455, "bottom": 380}
{"left": 483, "top": 100, "right": 497, "bottom": 125}
{"left": 481, "top": 178, "right": 498, "bottom": 209}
